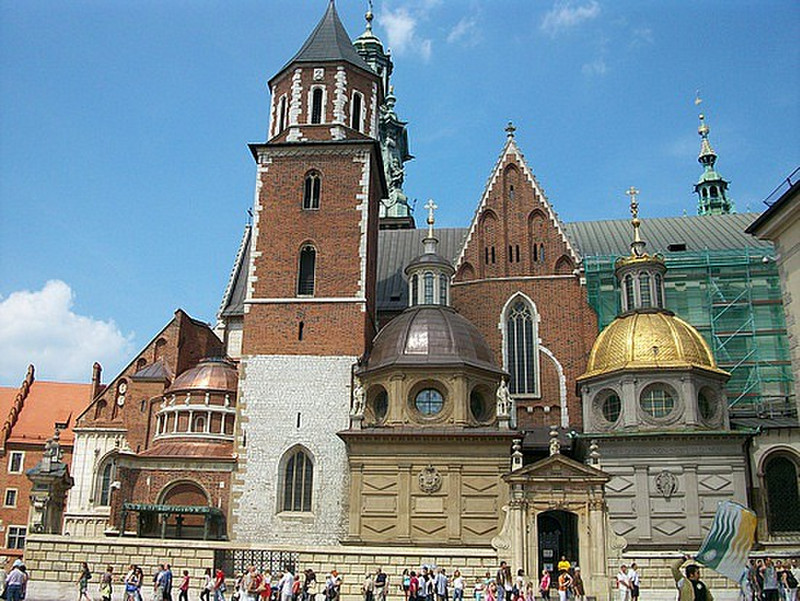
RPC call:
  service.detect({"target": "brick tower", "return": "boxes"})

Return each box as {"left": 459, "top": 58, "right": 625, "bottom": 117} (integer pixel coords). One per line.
{"left": 231, "top": 1, "right": 386, "bottom": 544}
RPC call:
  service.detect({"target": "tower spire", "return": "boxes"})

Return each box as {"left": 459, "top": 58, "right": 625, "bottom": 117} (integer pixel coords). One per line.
{"left": 626, "top": 186, "right": 646, "bottom": 257}
{"left": 693, "top": 103, "right": 733, "bottom": 215}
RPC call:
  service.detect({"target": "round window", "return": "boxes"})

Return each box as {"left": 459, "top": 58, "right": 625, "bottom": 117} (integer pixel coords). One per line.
{"left": 698, "top": 389, "right": 715, "bottom": 420}
{"left": 415, "top": 388, "right": 444, "bottom": 416}
{"left": 373, "top": 389, "right": 388, "bottom": 421}
{"left": 640, "top": 384, "right": 676, "bottom": 418}
{"left": 470, "top": 390, "right": 489, "bottom": 422}
{"left": 601, "top": 392, "right": 621, "bottom": 423}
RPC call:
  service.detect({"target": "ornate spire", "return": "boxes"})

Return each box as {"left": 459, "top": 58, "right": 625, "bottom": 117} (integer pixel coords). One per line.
{"left": 424, "top": 199, "right": 437, "bottom": 239}
{"left": 626, "top": 186, "right": 646, "bottom": 258}
{"left": 693, "top": 104, "right": 733, "bottom": 215}
{"left": 505, "top": 121, "right": 516, "bottom": 139}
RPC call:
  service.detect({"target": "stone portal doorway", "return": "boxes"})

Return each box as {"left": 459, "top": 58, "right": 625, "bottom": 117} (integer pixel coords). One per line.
{"left": 537, "top": 510, "right": 579, "bottom": 577}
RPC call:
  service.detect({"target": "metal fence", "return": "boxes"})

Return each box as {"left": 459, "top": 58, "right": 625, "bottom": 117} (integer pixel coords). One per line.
{"left": 215, "top": 549, "right": 299, "bottom": 576}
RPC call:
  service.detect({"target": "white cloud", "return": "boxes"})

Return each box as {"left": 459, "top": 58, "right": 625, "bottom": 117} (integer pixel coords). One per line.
{"left": 447, "top": 16, "right": 480, "bottom": 45}
{"left": 541, "top": 1, "right": 601, "bottom": 37}
{"left": 378, "top": 5, "right": 434, "bottom": 61}
{"left": 632, "top": 27, "right": 654, "bottom": 46}
{"left": 582, "top": 57, "right": 607, "bottom": 76}
{"left": 0, "top": 280, "right": 134, "bottom": 384}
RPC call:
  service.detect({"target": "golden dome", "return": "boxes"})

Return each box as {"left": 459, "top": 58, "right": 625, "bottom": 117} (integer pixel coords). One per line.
{"left": 580, "top": 310, "right": 728, "bottom": 380}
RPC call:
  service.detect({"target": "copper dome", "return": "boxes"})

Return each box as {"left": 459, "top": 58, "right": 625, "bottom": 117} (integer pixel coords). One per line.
{"left": 167, "top": 357, "right": 238, "bottom": 394}
{"left": 364, "top": 306, "right": 504, "bottom": 374}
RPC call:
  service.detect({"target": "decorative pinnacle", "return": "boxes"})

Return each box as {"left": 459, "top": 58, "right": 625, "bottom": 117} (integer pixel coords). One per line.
{"left": 505, "top": 121, "right": 516, "bottom": 139}
{"left": 626, "top": 186, "right": 645, "bottom": 256}
{"left": 365, "top": 0, "right": 374, "bottom": 30}
{"left": 424, "top": 199, "right": 438, "bottom": 239}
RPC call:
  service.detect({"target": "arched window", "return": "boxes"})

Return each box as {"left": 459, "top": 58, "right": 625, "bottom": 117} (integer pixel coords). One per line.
{"left": 624, "top": 274, "right": 634, "bottom": 311}
{"left": 278, "top": 94, "right": 288, "bottom": 133}
{"left": 539, "top": 244, "right": 545, "bottom": 263}
{"left": 192, "top": 414, "right": 206, "bottom": 433}
{"left": 710, "top": 185, "right": 718, "bottom": 197}
{"left": 311, "top": 88, "right": 324, "bottom": 124}
{"left": 297, "top": 245, "right": 316, "bottom": 296}
{"left": 505, "top": 297, "right": 539, "bottom": 395}
{"left": 94, "top": 399, "right": 107, "bottom": 420}
{"left": 654, "top": 274, "right": 664, "bottom": 308}
{"left": 639, "top": 273, "right": 652, "bottom": 308}
{"left": 351, "top": 91, "right": 363, "bottom": 131}
{"left": 411, "top": 274, "right": 419, "bottom": 306}
{"left": 303, "top": 171, "right": 321, "bottom": 210}
{"left": 439, "top": 274, "right": 448, "bottom": 305}
{"left": 424, "top": 272, "right": 434, "bottom": 304}
{"left": 764, "top": 455, "right": 800, "bottom": 533}
{"left": 98, "top": 460, "right": 115, "bottom": 506}
{"left": 282, "top": 448, "right": 313, "bottom": 512}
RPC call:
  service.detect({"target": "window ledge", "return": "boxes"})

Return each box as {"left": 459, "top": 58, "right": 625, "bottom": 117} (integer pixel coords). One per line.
{"left": 276, "top": 511, "right": 316, "bottom": 524}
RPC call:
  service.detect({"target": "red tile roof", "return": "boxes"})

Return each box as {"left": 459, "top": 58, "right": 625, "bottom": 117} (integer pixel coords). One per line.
{"left": 0, "top": 377, "right": 91, "bottom": 447}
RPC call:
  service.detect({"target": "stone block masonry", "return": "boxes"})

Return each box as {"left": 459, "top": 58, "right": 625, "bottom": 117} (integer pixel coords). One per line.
{"left": 231, "top": 355, "right": 356, "bottom": 545}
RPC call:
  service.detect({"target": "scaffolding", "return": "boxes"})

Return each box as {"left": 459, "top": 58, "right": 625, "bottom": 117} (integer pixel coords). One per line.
{"left": 584, "top": 247, "right": 795, "bottom": 418}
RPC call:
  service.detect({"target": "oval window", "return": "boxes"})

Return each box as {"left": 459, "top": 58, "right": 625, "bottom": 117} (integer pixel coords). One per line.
{"left": 640, "top": 384, "right": 676, "bottom": 418}
{"left": 470, "top": 390, "right": 488, "bottom": 422}
{"left": 415, "top": 388, "right": 444, "bottom": 416}
{"left": 698, "top": 389, "right": 715, "bottom": 420}
{"left": 373, "top": 389, "right": 388, "bottom": 421}
{"left": 601, "top": 392, "right": 621, "bottom": 423}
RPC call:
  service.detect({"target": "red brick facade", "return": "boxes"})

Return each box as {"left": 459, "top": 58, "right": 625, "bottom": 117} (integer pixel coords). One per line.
{"left": 243, "top": 55, "right": 385, "bottom": 358}
{"left": 451, "top": 141, "right": 597, "bottom": 430}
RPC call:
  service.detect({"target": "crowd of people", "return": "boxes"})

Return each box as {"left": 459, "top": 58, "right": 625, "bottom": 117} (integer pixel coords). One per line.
{"left": 12, "top": 554, "right": 797, "bottom": 601}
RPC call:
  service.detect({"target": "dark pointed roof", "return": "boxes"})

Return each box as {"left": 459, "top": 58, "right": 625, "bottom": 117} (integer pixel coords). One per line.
{"left": 272, "top": 1, "right": 372, "bottom": 83}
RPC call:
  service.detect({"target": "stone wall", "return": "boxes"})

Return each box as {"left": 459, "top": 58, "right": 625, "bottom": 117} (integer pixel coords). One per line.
{"left": 231, "top": 355, "right": 355, "bottom": 545}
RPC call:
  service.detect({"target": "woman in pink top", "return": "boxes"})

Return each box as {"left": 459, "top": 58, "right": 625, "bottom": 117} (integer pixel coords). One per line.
{"left": 178, "top": 569, "right": 190, "bottom": 601}
{"left": 539, "top": 571, "right": 551, "bottom": 601}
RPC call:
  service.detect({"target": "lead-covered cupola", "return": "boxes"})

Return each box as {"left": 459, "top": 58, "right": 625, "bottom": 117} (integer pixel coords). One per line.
{"left": 352, "top": 201, "right": 510, "bottom": 430}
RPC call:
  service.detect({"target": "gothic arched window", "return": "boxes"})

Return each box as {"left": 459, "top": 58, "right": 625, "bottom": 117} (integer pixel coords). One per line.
{"left": 765, "top": 455, "right": 800, "bottom": 533}
{"left": 439, "top": 274, "right": 448, "bottom": 305}
{"left": 505, "top": 297, "right": 539, "bottom": 396}
{"left": 278, "top": 94, "right": 288, "bottom": 133}
{"left": 654, "top": 274, "right": 664, "bottom": 308}
{"left": 282, "top": 448, "right": 313, "bottom": 513}
{"left": 351, "top": 91, "right": 363, "bottom": 131}
{"left": 624, "top": 274, "right": 634, "bottom": 312}
{"left": 303, "top": 171, "right": 321, "bottom": 210}
{"left": 297, "top": 245, "right": 316, "bottom": 296}
{"left": 97, "top": 459, "right": 115, "bottom": 506}
{"left": 411, "top": 274, "right": 419, "bottom": 306}
{"left": 311, "top": 88, "right": 324, "bottom": 124}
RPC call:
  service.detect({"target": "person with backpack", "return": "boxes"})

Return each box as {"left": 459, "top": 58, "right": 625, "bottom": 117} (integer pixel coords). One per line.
{"left": 77, "top": 562, "right": 92, "bottom": 601}
{"left": 783, "top": 564, "right": 798, "bottom": 601}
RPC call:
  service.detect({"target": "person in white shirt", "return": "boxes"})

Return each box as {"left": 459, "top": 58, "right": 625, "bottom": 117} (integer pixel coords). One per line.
{"left": 616, "top": 565, "right": 631, "bottom": 601}
{"left": 629, "top": 564, "right": 640, "bottom": 601}
{"left": 279, "top": 567, "right": 295, "bottom": 601}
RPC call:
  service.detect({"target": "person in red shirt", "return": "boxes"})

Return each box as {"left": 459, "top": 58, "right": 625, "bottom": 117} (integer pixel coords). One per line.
{"left": 178, "top": 570, "right": 190, "bottom": 601}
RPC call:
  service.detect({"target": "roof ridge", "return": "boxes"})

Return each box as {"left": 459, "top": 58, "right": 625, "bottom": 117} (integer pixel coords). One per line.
{"left": 1, "top": 364, "right": 35, "bottom": 451}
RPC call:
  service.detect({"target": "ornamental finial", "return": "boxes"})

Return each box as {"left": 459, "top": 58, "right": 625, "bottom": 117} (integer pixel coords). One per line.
{"left": 505, "top": 121, "right": 516, "bottom": 139}
{"left": 365, "top": 0, "right": 374, "bottom": 30}
{"left": 424, "top": 199, "right": 438, "bottom": 239}
{"left": 627, "top": 186, "right": 645, "bottom": 257}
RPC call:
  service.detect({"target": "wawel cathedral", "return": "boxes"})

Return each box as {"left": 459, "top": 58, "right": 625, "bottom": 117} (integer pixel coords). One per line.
{"left": 20, "top": 2, "right": 798, "bottom": 599}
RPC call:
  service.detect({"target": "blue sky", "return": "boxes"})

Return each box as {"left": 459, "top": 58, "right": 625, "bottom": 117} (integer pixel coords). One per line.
{"left": 1, "top": 1, "right": 798, "bottom": 385}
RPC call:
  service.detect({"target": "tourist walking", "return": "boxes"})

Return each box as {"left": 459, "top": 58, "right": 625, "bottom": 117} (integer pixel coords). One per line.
{"left": 616, "top": 566, "right": 631, "bottom": 601}
{"left": 629, "top": 564, "right": 640, "bottom": 601}
{"left": 215, "top": 568, "right": 227, "bottom": 601}
{"left": 403, "top": 570, "right": 412, "bottom": 601}
{"left": 784, "top": 561, "right": 799, "bottom": 601}
{"left": 375, "top": 568, "right": 388, "bottom": 601}
{"left": 539, "top": 570, "right": 551, "bottom": 601}
{"left": 671, "top": 554, "right": 715, "bottom": 601}
{"left": 178, "top": 569, "right": 190, "bottom": 601}
{"left": 5, "top": 560, "right": 27, "bottom": 601}
{"left": 435, "top": 568, "right": 448, "bottom": 601}
{"left": 557, "top": 569, "right": 572, "bottom": 601}
{"left": 497, "top": 563, "right": 511, "bottom": 601}
{"left": 453, "top": 570, "right": 465, "bottom": 601}
{"left": 201, "top": 568, "right": 215, "bottom": 601}
{"left": 279, "top": 566, "right": 296, "bottom": 601}
{"left": 77, "top": 562, "right": 92, "bottom": 601}
{"left": 571, "top": 568, "right": 585, "bottom": 601}
{"left": 163, "top": 564, "right": 174, "bottom": 601}
{"left": 124, "top": 565, "right": 141, "bottom": 601}
{"left": 364, "top": 572, "right": 376, "bottom": 601}
{"left": 100, "top": 565, "right": 114, "bottom": 601}
{"left": 764, "top": 559, "right": 780, "bottom": 601}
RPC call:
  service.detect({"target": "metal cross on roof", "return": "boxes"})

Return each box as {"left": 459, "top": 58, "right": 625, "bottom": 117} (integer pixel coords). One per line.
{"left": 626, "top": 186, "right": 640, "bottom": 219}
{"left": 424, "top": 199, "right": 438, "bottom": 238}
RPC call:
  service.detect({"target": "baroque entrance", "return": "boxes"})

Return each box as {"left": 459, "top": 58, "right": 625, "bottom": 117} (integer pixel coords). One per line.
{"left": 494, "top": 451, "right": 611, "bottom": 598}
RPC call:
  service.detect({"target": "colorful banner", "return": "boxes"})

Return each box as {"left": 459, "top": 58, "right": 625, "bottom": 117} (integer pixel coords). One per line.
{"left": 696, "top": 501, "right": 757, "bottom": 582}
